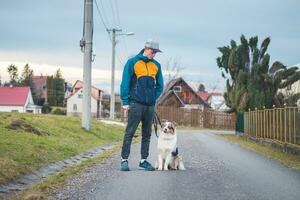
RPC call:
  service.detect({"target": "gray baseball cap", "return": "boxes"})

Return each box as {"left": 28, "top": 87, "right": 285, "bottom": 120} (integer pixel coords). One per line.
{"left": 145, "top": 39, "right": 162, "bottom": 52}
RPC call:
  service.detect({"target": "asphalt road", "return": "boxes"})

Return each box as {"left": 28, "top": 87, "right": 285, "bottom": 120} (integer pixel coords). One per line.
{"left": 50, "top": 130, "right": 300, "bottom": 200}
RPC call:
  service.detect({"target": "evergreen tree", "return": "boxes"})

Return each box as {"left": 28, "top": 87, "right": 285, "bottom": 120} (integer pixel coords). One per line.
{"left": 217, "top": 35, "right": 300, "bottom": 112}
{"left": 47, "top": 75, "right": 56, "bottom": 106}
{"left": 47, "top": 69, "right": 65, "bottom": 106}
{"left": 54, "top": 69, "right": 65, "bottom": 106}
{"left": 198, "top": 84, "right": 206, "bottom": 92}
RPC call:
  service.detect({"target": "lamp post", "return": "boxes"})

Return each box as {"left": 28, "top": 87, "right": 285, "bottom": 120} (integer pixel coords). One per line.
{"left": 107, "top": 29, "right": 134, "bottom": 119}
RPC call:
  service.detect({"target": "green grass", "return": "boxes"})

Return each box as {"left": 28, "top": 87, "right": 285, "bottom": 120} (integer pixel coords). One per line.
{"left": 218, "top": 134, "right": 300, "bottom": 171}
{"left": 12, "top": 144, "right": 122, "bottom": 200}
{"left": 13, "top": 135, "right": 141, "bottom": 200}
{"left": 0, "top": 112, "right": 124, "bottom": 184}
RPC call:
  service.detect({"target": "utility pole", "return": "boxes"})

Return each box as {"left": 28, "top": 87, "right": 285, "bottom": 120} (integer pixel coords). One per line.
{"left": 108, "top": 28, "right": 121, "bottom": 120}
{"left": 107, "top": 29, "right": 134, "bottom": 120}
{"left": 81, "top": 0, "right": 93, "bottom": 131}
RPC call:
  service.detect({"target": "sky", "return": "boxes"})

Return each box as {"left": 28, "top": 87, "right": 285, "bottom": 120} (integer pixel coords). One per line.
{"left": 0, "top": 0, "right": 299, "bottom": 93}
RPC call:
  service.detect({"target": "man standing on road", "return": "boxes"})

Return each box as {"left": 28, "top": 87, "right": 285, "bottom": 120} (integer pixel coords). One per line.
{"left": 120, "top": 40, "right": 164, "bottom": 171}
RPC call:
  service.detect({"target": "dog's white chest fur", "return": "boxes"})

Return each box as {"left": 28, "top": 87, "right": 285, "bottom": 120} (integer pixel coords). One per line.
{"left": 157, "top": 134, "right": 177, "bottom": 156}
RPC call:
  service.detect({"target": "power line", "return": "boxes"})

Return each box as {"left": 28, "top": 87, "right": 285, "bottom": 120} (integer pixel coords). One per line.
{"left": 108, "top": 0, "right": 118, "bottom": 28}
{"left": 111, "top": 0, "right": 130, "bottom": 64}
{"left": 113, "top": 0, "right": 121, "bottom": 27}
{"left": 94, "top": 0, "right": 112, "bottom": 43}
{"left": 112, "top": 0, "right": 128, "bottom": 58}
{"left": 98, "top": 0, "right": 110, "bottom": 28}
{"left": 94, "top": 0, "right": 109, "bottom": 31}
{"left": 94, "top": 0, "right": 127, "bottom": 66}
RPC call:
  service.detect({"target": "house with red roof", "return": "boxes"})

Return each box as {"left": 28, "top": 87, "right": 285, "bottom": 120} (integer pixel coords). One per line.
{"left": 0, "top": 86, "right": 42, "bottom": 113}
{"left": 66, "top": 80, "right": 103, "bottom": 118}
{"left": 157, "top": 77, "right": 210, "bottom": 110}
{"left": 32, "top": 75, "right": 48, "bottom": 103}
{"left": 197, "top": 91, "right": 229, "bottom": 111}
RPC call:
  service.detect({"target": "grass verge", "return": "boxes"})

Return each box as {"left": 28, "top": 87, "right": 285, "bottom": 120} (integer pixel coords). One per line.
{"left": 218, "top": 134, "right": 300, "bottom": 171}
{"left": 0, "top": 112, "right": 124, "bottom": 184}
{"left": 13, "top": 135, "right": 141, "bottom": 200}
{"left": 12, "top": 144, "right": 122, "bottom": 200}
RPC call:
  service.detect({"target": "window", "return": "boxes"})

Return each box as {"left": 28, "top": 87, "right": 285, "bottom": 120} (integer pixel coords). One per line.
{"left": 73, "top": 104, "right": 77, "bottom": 111}
{"left": 78, "top": 94, "right": 83, "bottom": 98}
{"left": 173, "top": 86, "right": 182, "bottom": 92}
{"left": 11, "top": 110, "right": 19, "bottom": 113}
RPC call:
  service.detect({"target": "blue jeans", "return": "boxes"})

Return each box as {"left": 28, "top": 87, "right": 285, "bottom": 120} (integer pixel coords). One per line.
{"left": 121, "top": 102, "right": 155, "bottom": 160}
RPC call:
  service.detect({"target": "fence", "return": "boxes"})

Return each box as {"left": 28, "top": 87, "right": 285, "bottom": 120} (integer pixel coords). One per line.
{"left": 244, "top": 107, "right": 300, "bottom": 145}
{"left": 156, "top": 106, "right": 236, "bottom": 130}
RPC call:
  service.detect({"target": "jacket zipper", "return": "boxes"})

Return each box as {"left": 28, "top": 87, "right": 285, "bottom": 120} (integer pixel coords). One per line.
{"left": 145, "top": 62, "right": 149, "bottom": 76}
{"left": 145, "top": 62, "right": 149, "bottom": 103}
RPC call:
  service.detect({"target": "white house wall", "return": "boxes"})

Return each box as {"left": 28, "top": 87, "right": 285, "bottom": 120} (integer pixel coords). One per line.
{"left": 0, "top": 105, "right": 25, "bottom": 113}
{"left": 67, "top": 89, "right": 98, "bottom": 117}
{"left": 279, "top": 80, "right": 300, "bottom": 106}
{"left": 24, "top": 90, "right": 33, "bottom": 108}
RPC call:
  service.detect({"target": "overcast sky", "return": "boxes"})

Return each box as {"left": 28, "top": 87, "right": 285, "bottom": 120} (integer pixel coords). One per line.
{"left": 0, "top": 0, "right": 299, "bottom": 93}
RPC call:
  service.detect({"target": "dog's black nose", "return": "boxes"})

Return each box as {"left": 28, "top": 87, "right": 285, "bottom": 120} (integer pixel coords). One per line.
{"left": 163, "top": 128, "right": 168, "bottom": 133}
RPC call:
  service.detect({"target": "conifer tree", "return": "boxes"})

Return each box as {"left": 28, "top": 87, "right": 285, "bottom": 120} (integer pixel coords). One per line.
{"left": 217, "top": 35, "right": 300, "bottom": 112}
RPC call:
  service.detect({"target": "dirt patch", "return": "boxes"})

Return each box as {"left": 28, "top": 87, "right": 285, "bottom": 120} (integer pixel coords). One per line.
{"left": 6, "top": 119, "right": 49, "bottom": 136}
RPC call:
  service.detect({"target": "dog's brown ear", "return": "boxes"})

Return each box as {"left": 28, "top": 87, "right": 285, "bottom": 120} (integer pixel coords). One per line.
{"left": 161, "top": 119, "right": 168, "bottom": 123}
{"left": 161, "top": 119, "right": 167, "bottom": 127}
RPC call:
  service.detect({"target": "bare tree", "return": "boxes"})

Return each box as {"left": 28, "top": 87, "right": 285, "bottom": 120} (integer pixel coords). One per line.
{"left": 164, "top": 57, "right": 185, "bottom": 82}
{"left": 7, "top": 64, "right": 19, "bottom": 86}
{"left": 207, "top": 79, "right": 221, "bottom": 92}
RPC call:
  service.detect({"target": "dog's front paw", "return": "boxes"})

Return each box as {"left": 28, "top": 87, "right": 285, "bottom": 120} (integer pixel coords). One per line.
{"left": 163, "top": 167, "right": 169, "bottom": 171}
{"left": 157, "top": 167, "right": 163, "bottom": 171}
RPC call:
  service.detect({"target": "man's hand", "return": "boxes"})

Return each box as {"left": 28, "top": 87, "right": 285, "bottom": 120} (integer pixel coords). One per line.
{"left": 122, "top": 105, "right": 129, "bottom": 110}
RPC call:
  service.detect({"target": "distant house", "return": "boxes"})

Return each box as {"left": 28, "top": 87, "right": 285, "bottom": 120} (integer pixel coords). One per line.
{"left": 70, "top": 80, "right": 103, "bottom": 99}
{"left": 279, "top": 64, "right": 300, "bottom": 106}
{"left": 32, "top": 75, "right": 48, "bottom": 103}
{"left": 292, "top": 80, "right": 300, "bottom": 106}
{"left": 157, "top": 77, "right": 209, "bottom": 110}
{"left": 63, "top": 82, "right": 73, "bottom": 107}
{"left": 66, "top": 80, "right": 103, "bottom": 118}
{"left": 280, "top": 80, "right": 300, "bottom": 106}
{"left": 0, "top": 86, "right": 42, "bottom": 113}
{"left": 64, "top": 82, "right": 73, "bottom": 99}
{"left": 101, "top": 93, "right": 122, "bottom": 118}
{"left": 197, "top": 92, "right": 229, "bottom": 111}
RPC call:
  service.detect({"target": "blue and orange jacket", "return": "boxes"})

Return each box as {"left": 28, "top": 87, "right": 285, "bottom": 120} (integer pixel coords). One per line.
{"left": 120, "top": 49, "right": 164, "bottom": 106}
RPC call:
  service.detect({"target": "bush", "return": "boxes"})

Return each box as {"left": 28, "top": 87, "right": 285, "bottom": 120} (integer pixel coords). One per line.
{"left": 42, "top": 104, "right": 52, "bottom": 114}
{"left": 52, "top": 108, "right": 66, "bottom": 115}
